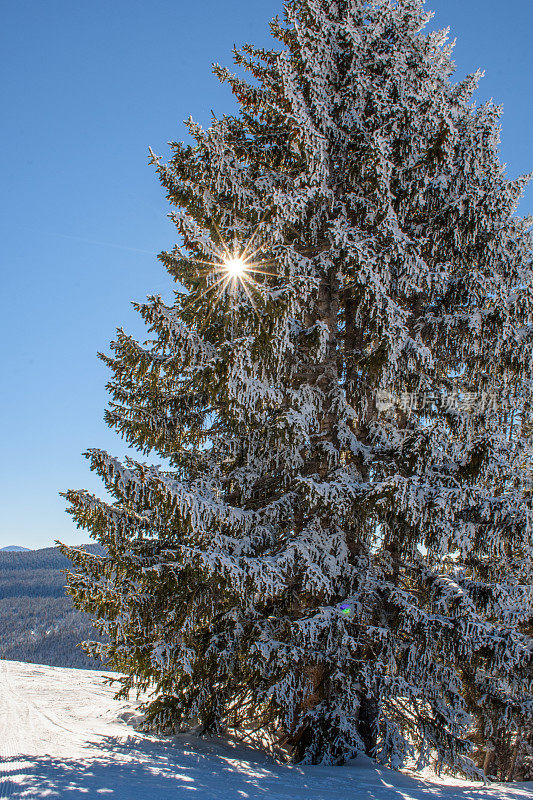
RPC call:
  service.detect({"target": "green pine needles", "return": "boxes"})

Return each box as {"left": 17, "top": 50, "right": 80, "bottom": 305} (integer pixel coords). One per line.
{"left": 61, "top": 0, "right": 533, "bottom": 773}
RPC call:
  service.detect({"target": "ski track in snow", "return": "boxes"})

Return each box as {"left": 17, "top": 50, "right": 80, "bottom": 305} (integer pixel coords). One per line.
{"left": 0, "top": 660, "right": 532, "bottom": 799}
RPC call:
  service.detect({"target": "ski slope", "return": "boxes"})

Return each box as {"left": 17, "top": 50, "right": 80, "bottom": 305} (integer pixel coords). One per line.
{"left": 0, "top": 660, "right": 531, "bottom": 799}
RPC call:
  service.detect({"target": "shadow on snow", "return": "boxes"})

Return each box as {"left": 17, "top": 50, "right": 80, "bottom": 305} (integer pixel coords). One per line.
{"left": 2, "top": 734, "right": 531, "bottom": 800}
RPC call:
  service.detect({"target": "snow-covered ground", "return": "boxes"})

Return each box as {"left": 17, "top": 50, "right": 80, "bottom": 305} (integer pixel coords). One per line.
{"left": 1, "top": 660, "right": 532, "bottom": 800}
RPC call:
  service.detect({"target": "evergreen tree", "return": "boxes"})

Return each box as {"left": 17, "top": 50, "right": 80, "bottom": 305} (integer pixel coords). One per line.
{"left": 62, "top": 0, "right": 533, "bottom": 772}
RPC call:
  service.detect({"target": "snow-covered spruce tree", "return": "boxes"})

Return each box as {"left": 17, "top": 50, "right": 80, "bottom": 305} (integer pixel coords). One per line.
{"left": 61, "top": 0, "right": 533, "bottom": 772}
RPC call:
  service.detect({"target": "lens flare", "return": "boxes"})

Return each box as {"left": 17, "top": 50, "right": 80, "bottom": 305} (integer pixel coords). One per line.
{"left": 224, "top": 257, "right": 248, "bottom": 278}
{"left": 183, "top": 215, "right": 277, "bottom": 331}
{"left": 338, "top": 602, "right": 353, "bottom": 617}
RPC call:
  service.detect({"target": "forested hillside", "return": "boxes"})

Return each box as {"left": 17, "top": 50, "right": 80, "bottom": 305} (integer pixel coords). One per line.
{"left": 0, "top": 545, "right": 106, "bottom": 669}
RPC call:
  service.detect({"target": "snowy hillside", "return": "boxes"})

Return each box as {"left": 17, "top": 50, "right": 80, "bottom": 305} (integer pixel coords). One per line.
{"left": 1, "top": 660, "right": 531, "bottom": 800}
{"left": 0, "top": 545, "right": 105, "bottom": 669}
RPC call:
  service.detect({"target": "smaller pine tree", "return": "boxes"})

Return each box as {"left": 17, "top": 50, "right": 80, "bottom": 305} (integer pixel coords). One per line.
{"left": 62, "top": 0, "right": 533, "bottom": 773}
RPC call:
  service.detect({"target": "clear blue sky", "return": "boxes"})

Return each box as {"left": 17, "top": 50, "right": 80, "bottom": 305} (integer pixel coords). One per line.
{"left": 1, "top": 0, "right": 532, "bottom": 550}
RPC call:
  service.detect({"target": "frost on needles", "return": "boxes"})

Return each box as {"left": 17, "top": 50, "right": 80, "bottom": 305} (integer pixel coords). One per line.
{"left": 61, "top": 0, "right": 533, "bottom": 776}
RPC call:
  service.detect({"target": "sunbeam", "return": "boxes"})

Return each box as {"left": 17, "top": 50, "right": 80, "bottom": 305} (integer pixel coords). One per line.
{"left": 183, "top": 221, "right": 276, "bottom": 326}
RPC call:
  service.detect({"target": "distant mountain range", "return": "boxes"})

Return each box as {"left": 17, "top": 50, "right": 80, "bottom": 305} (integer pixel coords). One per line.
{"left": 0, "top": 544, "right": 107, "bottom": 669}
{"left": 1, "top": 545, "right": 31, "bottom": 552}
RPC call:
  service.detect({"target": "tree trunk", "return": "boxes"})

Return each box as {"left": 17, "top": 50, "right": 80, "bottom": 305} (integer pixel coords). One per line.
{"left": 483, "top": 746, "right": 495, "bottom": 778}
{"left": 359, "top": 695, "right": 378, "bottom": 756}
{"left": 289, "top": 662, "right": 328, "bottom": 763}
{"left": 506, "top": 736, "right": 522, "bottom": 782}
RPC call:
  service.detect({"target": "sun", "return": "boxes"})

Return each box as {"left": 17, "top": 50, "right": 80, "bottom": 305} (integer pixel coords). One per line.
{"left": 223, "top": 256, "right": 248, "bottom": 278}
{"left": 183, "top": 218, "right": 276, "bottom": 325}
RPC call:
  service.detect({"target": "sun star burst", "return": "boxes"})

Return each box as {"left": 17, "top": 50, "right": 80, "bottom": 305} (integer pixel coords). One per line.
{"left": 184, "top": 218, "right": 276, "bottom": 328}
{"left": 223, "top": 256, "right": 248, "bottom": 278}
